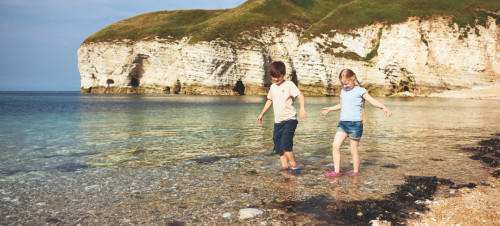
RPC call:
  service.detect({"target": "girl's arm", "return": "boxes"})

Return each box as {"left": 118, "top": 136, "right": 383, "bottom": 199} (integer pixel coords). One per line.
{"left": 320, "top": 99, "right": 342, "bottom": 115}
{"left": 362, "top": 93, "right": 392, "bottom": 117}
{"left": 257, "top": 99, "right": 273, "bottom": 123}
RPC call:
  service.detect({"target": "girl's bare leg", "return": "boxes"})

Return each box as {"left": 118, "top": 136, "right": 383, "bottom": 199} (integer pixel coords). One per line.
{"left": 332, "top": 132, "right": 348, "bottom": 173}
{"left": 349, "top": 138, "right": 361, "bottom": 172}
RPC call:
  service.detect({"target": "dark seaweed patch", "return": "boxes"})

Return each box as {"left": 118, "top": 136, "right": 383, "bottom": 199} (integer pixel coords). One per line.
{"left": 52, "top": 162, "right": 90, "bottom": 172}
{"left": 247, "top": 170, "right": 258, "bottom": 175}
{"left": 381, "top": 164, "right": 399, "bottom": 169}
{"left": 0, "top": 169, "right": 27, "bottom": 176}
{"left": 45, "top": 217, "right": 60, "bottom": 223}
{"left": 362, "top": 161, "right": 375, "bottom": 166}
{"left": 194, "top": 156, "right": 223, "bottom": 163}
{"left": 166, "top": 221, "right": 185, "bottom": 226}
{"left": 429, "top": 158, "right": 444, "bottom": 161}
{"left": 193, "top": 155, "right": 244, "bottom": 164}
{"left": 44, "top": 152, "right": 99, "bottom": 158}
{"left": 450, "top": 183, "right": 476, "bottom": 189}
{"left": 270, "top": 176, "right": 455, "bottom": 225}
{"left": 492, "top": 170, "right": 500, "bottom": 178}
{"left": 463, "top": 137, "right": 500, "bottom": 170}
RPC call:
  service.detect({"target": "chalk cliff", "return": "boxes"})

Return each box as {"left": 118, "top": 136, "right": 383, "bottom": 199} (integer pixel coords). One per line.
{"left": 78, "top": 16, "right": 499, "bottom": 96}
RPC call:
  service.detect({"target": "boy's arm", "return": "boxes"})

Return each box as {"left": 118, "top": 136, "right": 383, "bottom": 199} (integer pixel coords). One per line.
{"left": 320, "top": 100, "right": 341, "bottom": 115}
{"left": 296, "top": 94, "right": 307, "bottom": 120}
{"left": 362, "top": 93, "right": 392, "bottom": 117}
{"left": 257, "top": 99, "right": 273, "bottom": 124}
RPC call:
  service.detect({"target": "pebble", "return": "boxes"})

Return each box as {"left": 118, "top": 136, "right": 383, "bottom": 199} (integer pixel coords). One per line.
{"left": 238, "top": 208, "right": 263, "bottom": 220}
{"left": 222, "top": 212, "right": 232, "bottom": 218}
{"left": 84, "top": 185, "right": 100, "bottom": 191}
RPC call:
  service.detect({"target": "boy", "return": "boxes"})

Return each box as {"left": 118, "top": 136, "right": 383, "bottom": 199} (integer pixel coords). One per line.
{"left": 257, "top": 61, "right": 307, "bottom": 174}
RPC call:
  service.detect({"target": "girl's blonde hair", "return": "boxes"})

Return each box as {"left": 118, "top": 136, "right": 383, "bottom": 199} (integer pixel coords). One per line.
{"left": 339, "top": 69, "right": 362, "bottom": 86}
{"left": 339, "top": 69, "right": 366, "bottom": 124}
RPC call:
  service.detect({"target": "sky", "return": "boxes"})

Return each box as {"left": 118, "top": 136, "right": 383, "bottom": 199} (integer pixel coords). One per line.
{"left": 0, "top": 0, "right": 247, "bottom": 91}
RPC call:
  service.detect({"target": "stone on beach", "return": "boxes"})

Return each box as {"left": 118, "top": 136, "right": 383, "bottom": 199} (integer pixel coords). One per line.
{"left": 238, "top": 208, "right": 263, "bottom": 220}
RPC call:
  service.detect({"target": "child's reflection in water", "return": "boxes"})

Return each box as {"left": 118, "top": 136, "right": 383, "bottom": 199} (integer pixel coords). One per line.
{"left": 329, "top": 177, "right": 361, "bottom": 200}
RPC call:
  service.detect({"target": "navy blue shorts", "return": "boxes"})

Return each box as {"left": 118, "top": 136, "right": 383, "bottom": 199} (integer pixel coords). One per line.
{"left": 273, "top": 119, "right": 298, "bottom": 155}
{"left": 337, "top": 121, "right": 363, "bottom": 139}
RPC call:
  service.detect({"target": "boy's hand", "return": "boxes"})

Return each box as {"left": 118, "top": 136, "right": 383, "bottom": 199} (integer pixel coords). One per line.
{"left": 299, "top": 108, "right": 307, "bottom": 120}
{"left": 256, "top": 115, "right": 263, "bottom": 124}
{"left": 383, "top": 107, "right": 392, "bottom": 117}
{"left": 320, "top": 108, "right": 329, "bottom": 115}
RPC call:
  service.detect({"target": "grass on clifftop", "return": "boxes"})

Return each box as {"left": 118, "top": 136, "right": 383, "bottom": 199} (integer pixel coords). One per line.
{"left": 83, "top": 0, "right": 500, "bottom": 44}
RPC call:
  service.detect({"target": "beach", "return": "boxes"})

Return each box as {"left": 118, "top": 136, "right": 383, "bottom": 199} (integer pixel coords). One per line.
{"left": 406, "top": 176, "right": 499, "bottom": 225}
{"left": 415, "top": 85, "right": 500, "bottom": 100}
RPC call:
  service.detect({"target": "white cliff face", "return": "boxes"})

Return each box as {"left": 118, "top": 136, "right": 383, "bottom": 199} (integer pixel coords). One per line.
{"left": 78, "top": 16, "right": 499, "bottom": 95}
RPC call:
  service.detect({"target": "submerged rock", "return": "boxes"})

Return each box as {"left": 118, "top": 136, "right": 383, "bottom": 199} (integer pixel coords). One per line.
{"left": 238, "top": 208, "right": 263, "bottom": 220}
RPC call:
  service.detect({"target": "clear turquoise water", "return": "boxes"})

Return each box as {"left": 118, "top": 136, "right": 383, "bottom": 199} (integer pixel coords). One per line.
{"left": 1, "top": 92, "right": 499, "bottom": 186}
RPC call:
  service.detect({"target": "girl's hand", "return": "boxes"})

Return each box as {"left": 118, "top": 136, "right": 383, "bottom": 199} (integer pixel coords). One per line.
{"left": 383, "top": 107, "right": 392, "bottom": 117}
{"left": 320, "top": 108, "right": 329, "bottom": 115}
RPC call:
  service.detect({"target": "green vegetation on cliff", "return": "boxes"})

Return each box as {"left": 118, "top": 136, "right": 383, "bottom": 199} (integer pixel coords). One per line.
{"left": 84, "top": 0, "right": 500, "bottom": 44}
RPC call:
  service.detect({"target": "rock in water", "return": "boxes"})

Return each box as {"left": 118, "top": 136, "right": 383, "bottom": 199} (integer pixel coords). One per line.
{"left": 238, "top": 208, "right": 263, "bottom": 220}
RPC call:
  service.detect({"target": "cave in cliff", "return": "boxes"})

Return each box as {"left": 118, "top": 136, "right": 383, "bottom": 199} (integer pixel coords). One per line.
{"left": 233, "top": 80, "right": 245, "bottom": 95}
{"left": 128, "top": 54, "right": 149, "bottom": 87}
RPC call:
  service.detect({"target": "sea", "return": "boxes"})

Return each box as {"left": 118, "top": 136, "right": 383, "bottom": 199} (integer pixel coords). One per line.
{"left": 0, "top": 91, "right": 499, "bottom": 223}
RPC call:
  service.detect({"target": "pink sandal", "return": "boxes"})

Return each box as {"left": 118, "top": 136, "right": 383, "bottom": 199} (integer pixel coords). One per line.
{"left": 324, "top": 171, "right": 341, "bottom": 177}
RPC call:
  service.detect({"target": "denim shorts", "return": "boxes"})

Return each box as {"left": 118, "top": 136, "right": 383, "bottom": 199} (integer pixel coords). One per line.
{"left": 273, "top": 119, "right": 298, "bottom": 155}
{"left": 337, "top": 121, "right": 363, "bottom": 139}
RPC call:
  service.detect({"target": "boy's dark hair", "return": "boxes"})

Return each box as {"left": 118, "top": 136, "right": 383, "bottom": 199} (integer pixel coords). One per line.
{"left": 270, "top": 61, "right": 286, "bottom": 78}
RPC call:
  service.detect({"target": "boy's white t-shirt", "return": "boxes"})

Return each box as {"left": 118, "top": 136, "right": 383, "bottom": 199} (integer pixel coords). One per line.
{"left": 267, "top": 80, "right": 301, "bottom": 123}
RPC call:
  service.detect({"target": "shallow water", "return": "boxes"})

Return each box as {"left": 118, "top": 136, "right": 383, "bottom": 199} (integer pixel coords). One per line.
{"left": 1, "top": 92, "right": 499, "bottom": 223}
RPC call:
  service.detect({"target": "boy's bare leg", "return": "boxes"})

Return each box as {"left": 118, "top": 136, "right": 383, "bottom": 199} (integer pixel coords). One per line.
{"left": 332, "top": 132, "right": 348, "bottom": 173}
{"left": 283, "top": 151, "right": 298, "bottom": 169}
{"left": 279, "top": 153, "right": 289, "bottom": 169}
{"left": 349, "top": 138, "right": 360, "bottom": 172}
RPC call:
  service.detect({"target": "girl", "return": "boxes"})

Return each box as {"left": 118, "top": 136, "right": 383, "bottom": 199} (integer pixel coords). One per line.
{"left": 321, "top": 69, "right": 392, "bottom": 177}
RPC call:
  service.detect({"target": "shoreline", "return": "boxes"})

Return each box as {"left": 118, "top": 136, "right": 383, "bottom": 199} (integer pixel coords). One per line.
{"left": 3, "top": 85, "right": 500, "bottom": 100}
{"left": 418, "top": 84, "right": 500, "bottom": 100}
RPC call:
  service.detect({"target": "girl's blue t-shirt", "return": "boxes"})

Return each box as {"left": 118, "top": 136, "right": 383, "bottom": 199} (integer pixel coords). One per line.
{"left": 340, "top": 86, "right": 367, "bottom": 121}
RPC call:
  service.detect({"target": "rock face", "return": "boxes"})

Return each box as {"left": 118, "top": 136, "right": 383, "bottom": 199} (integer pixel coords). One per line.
{"left": 78, "top": 16, "right": 499, "bottom": 96}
